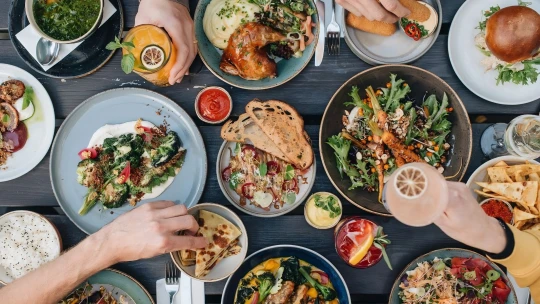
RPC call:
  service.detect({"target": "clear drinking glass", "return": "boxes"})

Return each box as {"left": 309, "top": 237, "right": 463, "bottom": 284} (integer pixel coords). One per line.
{"left": 480, "top": 114, "right": 540, "bottom": 159}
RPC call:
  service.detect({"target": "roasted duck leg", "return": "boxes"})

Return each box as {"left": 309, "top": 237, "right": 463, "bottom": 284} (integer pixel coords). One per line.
{"left": 220, "top": 22, "right": 285, "bottom": 80}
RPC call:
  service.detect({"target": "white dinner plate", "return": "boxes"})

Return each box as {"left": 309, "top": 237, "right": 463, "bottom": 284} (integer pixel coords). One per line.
{"left": 217, "top": 141, "right": 316, "bottom": 217}
{"left": 0, "top": 64, "right": 55, "bottom": 182}
{"left": 448, "top": 0, "right": 540, "bottom": 105}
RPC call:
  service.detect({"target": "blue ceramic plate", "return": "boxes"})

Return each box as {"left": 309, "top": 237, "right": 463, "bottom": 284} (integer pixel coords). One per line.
{"left": 84, "top": 268, "right": 154, "bottom": 304}
{"left": 50, "top": 88, "right": 207, "bottom": 235}
{"left": 221, "top": 245, "right": 351, "bottom": 303}
{"left": 389, "top": 248, "right": 518, "bottom": 304}
{"left": 194, "top": 0, "right": 319, "bottom": 90}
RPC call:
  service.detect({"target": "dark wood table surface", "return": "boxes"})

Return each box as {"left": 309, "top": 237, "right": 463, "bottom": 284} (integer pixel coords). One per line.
{"left": 0, "top": 0, "right": 539, "bottom": 303}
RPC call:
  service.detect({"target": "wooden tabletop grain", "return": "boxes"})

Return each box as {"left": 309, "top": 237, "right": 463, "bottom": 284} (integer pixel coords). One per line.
{"left": 0, "top": 0, "right": 538, "bottom": 303}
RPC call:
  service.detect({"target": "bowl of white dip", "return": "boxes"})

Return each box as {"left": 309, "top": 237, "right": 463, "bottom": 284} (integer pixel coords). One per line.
{"left": 0, "top": 211, "right": 62, "bottom": 284}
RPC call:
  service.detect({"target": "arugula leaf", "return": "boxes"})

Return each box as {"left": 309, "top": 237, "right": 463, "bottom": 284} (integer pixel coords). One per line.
{"left": 22, "top": 86, "right": 34, "bottom": 110}
{"left": 344, "top": 86, "right": 373, "bottom": 117}
{"left": 496, "top": 61, "right": 540, "bottom": 86}
{"left": 284, "top": 164, "right": 295, "bottom": 180}
{"left": 405, "top": 108, "right": 417, "bottom": 145}
{"left": 477, "top": 6, "right": 500, "bottom": 31}
{"left": 518, "top": 0, "right": 531, "bottom": 6}
{"left": 383, "top": 74, "right": 410, "bottom": 113}
{"left": 121, "top": 53, "right": 135, "bottom": 74}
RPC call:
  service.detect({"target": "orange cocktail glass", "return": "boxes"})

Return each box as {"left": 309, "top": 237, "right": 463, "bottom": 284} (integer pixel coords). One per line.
{"left": 122, "top": 25, "right": 177, "bottom": 87}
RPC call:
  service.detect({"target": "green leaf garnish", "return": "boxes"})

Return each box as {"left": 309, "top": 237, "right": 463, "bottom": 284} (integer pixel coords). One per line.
{"left": 22, "top": 86, "right": 33, "bottom": 110}
{"left": 107, "top": 37, "right": 136, "bottom": 74}
{"left": 259, "top": 162, "right": 267, "bottom": 176}
{"left": 283, "top": 192, "right": 296, "bottom": 204}
{"left": 313, "top": 194, "right": 342, "bottom": 218}
{"left": 2, "top": 114, "right": 9, "bottom": 123}
{"left": 121, "top": 53, "right": 135, "bottom": 74}
{"left": 284, "top": 164, "right": 295, "bottom": 180}
{"left": 373, "top": 226, "right": 392, "bottom": 270}
{"left": 234, "top": 142, "right": 241, "bottom": 155}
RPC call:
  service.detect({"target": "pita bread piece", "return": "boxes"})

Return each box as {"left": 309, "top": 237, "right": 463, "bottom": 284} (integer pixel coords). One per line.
{"left": 195, "top": 210, "right": 241, "bottom": 278}
{"left": 487, "top": 167, "right": 513, "bottom": 183}
{"left": 514, "top": 207, "right": 538, "bottom": 222}
{"left": 494, "top": 161, "right": 509, "bottom": 167}
{"left": 197, "top": 239, "right": 241, "bottom": 278}
{"left": 476, "top": 181, "right": 538, "bottom": 206}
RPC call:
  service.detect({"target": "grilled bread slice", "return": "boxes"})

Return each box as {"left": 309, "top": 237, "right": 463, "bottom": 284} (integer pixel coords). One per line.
{"left": 220, "top": 113, "right": 289, "bottom": 161}
{"left": 245, "top": 99, "right": 313, "bottom": 170}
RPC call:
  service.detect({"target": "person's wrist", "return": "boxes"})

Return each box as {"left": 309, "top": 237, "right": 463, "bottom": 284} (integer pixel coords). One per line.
{"left": 85, "top": 229, "right": 119, "bottom": 267}
{"left": 479, "top": 217, "right": 507, "bottom": 254}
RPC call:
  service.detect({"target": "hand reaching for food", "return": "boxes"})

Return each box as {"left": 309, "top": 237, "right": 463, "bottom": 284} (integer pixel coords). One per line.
{"left": 433, "top": 182, "right": 507, "bottom": 255}
{"left": 135, "top": 0, "right": 197, "bottom": 85}
{"left": 98, "top": 201, "right": 208, "bottom": 263}
{"left": 338, "top": 0, "right": 410, "bottom": 23}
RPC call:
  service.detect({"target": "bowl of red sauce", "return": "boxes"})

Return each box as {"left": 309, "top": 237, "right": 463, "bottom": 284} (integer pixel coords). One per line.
{"left": 480, "top": 198, "right": 514, "bottom": 224}
{"left": 334, "top": 217, "right": 383, "bottom": 269}
{"left": 195, "top": 86, "right": 232, "bottom": 124}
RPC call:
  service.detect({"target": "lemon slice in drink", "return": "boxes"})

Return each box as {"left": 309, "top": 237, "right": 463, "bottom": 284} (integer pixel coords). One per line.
{"left": 394, "top": 166, "right": 427, "bottom": 198}
{"left": 141, "top": 45, "right": 165, "bottom": 70}
{"left": 348, "top": 223, "right": 374, "bottom": 265}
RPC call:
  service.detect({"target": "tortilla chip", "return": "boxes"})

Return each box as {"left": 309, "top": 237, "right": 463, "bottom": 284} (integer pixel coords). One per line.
{"left": 530, "top": 205, "right": 539, "bottom": 215}
{"left": 505, "top": 165, "right": 540, "bottom": 177}
{"left": 474, "top": 189, "right": 510, "bottom": 200}
{"left": 514, "top": 207, "right": 538, "bottom": 221}
{"left": 515, "top": 170, "right": 526, "bottom": 182}
{"left": 514, "top": 220, "right": 526, "bottom": 230}
{"left": 488, "top": 167, "right": 514, "bottom": 183}
{"left": 530, "top": 173, "right": 540, "bottom": 181}
{"left": 476, "top": 181, "right": 538, "bottom": 206}
{"left": 527, "top": 223, "right": 540, "bottom": 232}
{"left": 494, "top": 161, "right": 508, "bottom": 167}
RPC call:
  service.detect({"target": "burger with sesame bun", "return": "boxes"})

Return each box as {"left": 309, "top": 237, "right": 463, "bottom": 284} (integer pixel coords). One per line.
{"left": 475, "top": 3, "right": 540, "bottom": 85}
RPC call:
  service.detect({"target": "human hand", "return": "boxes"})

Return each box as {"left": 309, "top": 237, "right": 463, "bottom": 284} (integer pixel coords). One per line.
{"left": 95, "top": 201, "right": 207, "bottom": 264}
{"left": 433, "top": 182, "right": 507, "bottom": 254}
{"left": 337, "top": 0, "right": 410, "bottom": 23}
{"left": 135, "top": 0, "right": 197, "bottom": 85}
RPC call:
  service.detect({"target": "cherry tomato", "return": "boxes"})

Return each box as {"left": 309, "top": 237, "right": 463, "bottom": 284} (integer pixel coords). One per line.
{"left": 241, "top": 145, "right": 259, "bottom": 161}
{"left": 282, "top": 177, "right": 298, "bottom": 193}
{"left": 137, "top": 126, "right": 153, "bottom": 142}
{"left": 266, "top": 161, "right": 280, "bottom": 175}
{"left": 78, "top": 148, "right": 98, "bottom": 160}
{"left": 117, "top": 162, "right": 131, "bottom": 184}
{"left": 242, "top": 183, "right": 256, "bottom": 199}
{"left": 250, "top": 291, "right": 259, "bottom": 304}
{"left": 221, "top": 166, "right": 232, "bottom": 181}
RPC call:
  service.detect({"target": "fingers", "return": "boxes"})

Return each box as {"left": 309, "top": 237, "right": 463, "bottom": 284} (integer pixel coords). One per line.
{"left": 158, "top": 203, "right": 189, "bottom": 219}
{"left": 166, "top": 19, "right": 192, "bottom": 85}
{"left": 337, "top": 0, "right": 364, "bottom": 17}
{"left": 380, "top": 0, "right": 410, "bottom": 19}
{"left": 143, "top": 200, "right": 175, "bottom": 210}
{"left": 169, "top": 235, "right": 208, "bottom": 251}
{"left": 161, "top": 214, "right": 200, "bottom": 235}
{"left": 360, "top": 0, "right": 399, "bottom": 23}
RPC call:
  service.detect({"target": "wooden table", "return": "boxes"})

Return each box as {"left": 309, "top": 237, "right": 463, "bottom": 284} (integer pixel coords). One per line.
{"left": 0, "top": 0, "right": 538, "bottom": 303}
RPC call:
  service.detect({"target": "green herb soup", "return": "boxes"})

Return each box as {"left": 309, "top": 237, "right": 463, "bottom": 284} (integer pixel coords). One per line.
{"left": 33, "top": 0, "right": 101, "bottom": 41}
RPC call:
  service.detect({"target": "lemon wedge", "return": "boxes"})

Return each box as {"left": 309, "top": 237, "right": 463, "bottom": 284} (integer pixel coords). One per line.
{"left": 348, "top": 230, "right": 374, "bottom": 265}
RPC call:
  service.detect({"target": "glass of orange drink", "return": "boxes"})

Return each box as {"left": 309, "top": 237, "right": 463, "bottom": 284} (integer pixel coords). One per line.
{"left": 122, "top": 25, "right": 177, "bottom": 87}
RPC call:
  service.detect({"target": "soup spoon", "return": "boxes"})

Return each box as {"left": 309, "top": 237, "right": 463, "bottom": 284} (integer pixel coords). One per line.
{"left": 36, "top": 37, "right": 59, "bottom": 66}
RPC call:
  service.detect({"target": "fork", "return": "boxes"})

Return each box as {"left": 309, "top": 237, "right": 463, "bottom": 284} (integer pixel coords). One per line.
{"left": 326, "top": 0, "right": 341, "bottom": 55}
{"left": 165, "top": 262, "right": 181, "bottom": 304}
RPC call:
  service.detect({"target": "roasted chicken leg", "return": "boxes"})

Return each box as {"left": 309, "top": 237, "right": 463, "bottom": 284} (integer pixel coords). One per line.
{"left": 220, "top": 22, "right": 285, "bottom": 80}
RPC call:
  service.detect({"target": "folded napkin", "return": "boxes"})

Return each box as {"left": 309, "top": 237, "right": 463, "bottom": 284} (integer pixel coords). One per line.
{"left": 156, "top": 277, "right": 205, "bottom": 304}
{"left": 15, "top": 0, "right": 117, "bottom": 71}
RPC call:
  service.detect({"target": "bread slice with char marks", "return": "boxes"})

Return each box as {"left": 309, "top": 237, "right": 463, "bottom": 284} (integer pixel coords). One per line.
{"left": 220, "top": 113, "right": 289, "bottom": 161}
{"left": 245, "top": 99, "right": 313, "bottom": 170}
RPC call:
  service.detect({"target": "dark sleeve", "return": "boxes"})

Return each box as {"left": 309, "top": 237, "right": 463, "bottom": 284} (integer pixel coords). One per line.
{"left": 486, "top": 218, "right": 515, "bottom": 260}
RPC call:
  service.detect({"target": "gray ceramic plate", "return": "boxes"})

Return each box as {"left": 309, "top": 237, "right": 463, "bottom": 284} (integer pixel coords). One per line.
{"left": 343, "top": 0, "right": 441, "bottom": 65}
{"left": 50, "top": 88, "right": 207, "bottom": 235}
{"left": 389, "top": 248, "right": 518, "bottom": 304}
{"left": 83, "top": 269, "right": 154, "bottom": 304}
{"left": 319, "top": 65, "right": 472, "bottom": 215}
{"left": 216, "top": 141, "right": 316, "bottom": 217}
{"left": 194, "top": 0, "right": 319, "bottom": 90}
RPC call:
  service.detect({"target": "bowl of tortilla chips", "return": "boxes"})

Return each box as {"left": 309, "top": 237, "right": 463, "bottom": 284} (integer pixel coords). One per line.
{"left": 466, "top": 156, "right": 540, "bottom": 231}
{"left": 170, "top": 203, "right": 248, "bottom": 282}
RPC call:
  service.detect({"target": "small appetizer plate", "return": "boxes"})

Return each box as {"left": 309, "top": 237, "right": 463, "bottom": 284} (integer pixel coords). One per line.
{"left": 216, "top": 141, "right": 316, "bottom": 217}
{"left": 304, "top": 192, "right": 342, "bottom": 229}
{"left": 50, "top": 88, "right": 207, "bottom": 235}
{"left": 84, "top": 269, "right": 153, "bottom": 304}
{"left": 448, "top": 0, "right": 540, "bottom": 105}
{"left": 0, "top": 210, "right": 62, "bottom": 285}
{"left": 0, "top": 64, "right": 55, "bottom": 182}
{"left": 343, "top": 0, "right": 441, "bottom": 65}
{"left": 170, "top": 203, "right": 248, "bottom": 282}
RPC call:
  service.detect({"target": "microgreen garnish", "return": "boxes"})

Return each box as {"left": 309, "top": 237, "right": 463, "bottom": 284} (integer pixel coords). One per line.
{"left": 106, "top": 36, "right": 136, "bottom": 74}
{"left": 373, "top": 226, "right": 392, "bottom": 270}
{"left": 313, "top": 194, "right": 342, "bottom": 218}
{"left": 284, "top": 164, "right": 295, "bottom": 180}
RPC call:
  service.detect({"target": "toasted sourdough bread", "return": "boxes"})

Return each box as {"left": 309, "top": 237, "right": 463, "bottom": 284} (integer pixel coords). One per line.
{"left": 220, "top": 113, "right": 289, "bottom": 161}
{"left": 245, "top": 99, "right": 314, "bottom": 170}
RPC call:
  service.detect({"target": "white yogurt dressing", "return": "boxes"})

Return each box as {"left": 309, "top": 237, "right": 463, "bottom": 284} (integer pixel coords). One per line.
{"left": 87, "top": 121, "right": 179, "bottom": 200}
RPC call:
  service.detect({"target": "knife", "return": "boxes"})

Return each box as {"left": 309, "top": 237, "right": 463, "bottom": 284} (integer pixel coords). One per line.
{"left": 315, "top": 0, "right": 325, "bottom": 66}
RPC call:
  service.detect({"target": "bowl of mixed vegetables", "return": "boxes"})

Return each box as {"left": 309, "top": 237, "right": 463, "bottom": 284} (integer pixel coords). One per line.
{"left": 319, "top": 65, "right": 472, "bottom": 215}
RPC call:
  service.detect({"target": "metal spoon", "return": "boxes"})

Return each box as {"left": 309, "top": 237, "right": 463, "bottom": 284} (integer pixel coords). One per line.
{"left": 36, "top": 37, "right": 59, "bottom": 66}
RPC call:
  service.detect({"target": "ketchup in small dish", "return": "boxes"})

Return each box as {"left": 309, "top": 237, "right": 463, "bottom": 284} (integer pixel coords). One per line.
{"left": 195, "top": 87, "right": 232, "bottom": 124}
{"left": 2, "top": 122, "right": 28, "bottom": 153}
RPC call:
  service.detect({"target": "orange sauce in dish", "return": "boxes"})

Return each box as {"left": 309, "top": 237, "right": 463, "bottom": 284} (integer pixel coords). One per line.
{"left": 198, "top": 89, "right": 231, "bottom": 122}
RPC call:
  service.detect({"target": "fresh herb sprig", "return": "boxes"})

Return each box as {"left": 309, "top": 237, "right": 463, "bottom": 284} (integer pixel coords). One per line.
{"left": 496, "top": 58, "right": 540, "bottom": 85}
{"left": 400, "top": 18, "right": 428, "bottom": 37}
{"left": 22, "top": 86, "right": 33, "bottom": 110}
{"left": 476, "top": 6, "right": 500, "bottom": 31}
{"left": 373, "top": 226, "right": 392, "bottom": 270}
{"left": 106, "top": 37, "right": 136, "bottom": 74}
{"left": 313, "top": 194, "right": 342, "bottom": 218}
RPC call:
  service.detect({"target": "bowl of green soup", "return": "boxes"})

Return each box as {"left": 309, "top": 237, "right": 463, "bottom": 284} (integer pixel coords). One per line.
{"left": 26, "top": 0, "right": 104, "bottom": 44}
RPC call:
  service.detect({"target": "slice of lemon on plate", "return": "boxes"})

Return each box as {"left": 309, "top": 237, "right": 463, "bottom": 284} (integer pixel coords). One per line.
{"left": 141, "top": 45, "right": 165, "bottom": 71}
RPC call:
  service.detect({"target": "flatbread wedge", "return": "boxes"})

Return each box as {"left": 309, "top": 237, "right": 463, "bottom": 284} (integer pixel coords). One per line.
{"left": 245, "top": 99, "right": 314, "bottom": 170}
{"left": 220, "top": 113, "right": 289, "bottom": 161}
{"left": 487, "top": 167, "right": 513, "bottom": 183}
{"left": 195, "top": 210, "right": 241, "bottom": 278}
{"left": 476, "top": 181, "right": 538, "bottom": 206}
{"left": 197, "top": 239, "right": 241, "bottom": 277}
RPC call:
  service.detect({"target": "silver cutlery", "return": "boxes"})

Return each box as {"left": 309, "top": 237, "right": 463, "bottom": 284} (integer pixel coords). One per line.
{"left": 36, "top": 37, "right": 59, "bottom": 66}
{"left": 315, "top": 0, "right": 325, "bottom": 66}
{"left": 326, "top": 0, "right": 341, "bottom": 55}
{"left": 165, "top": 262, "right": 181, "bottom": 304}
